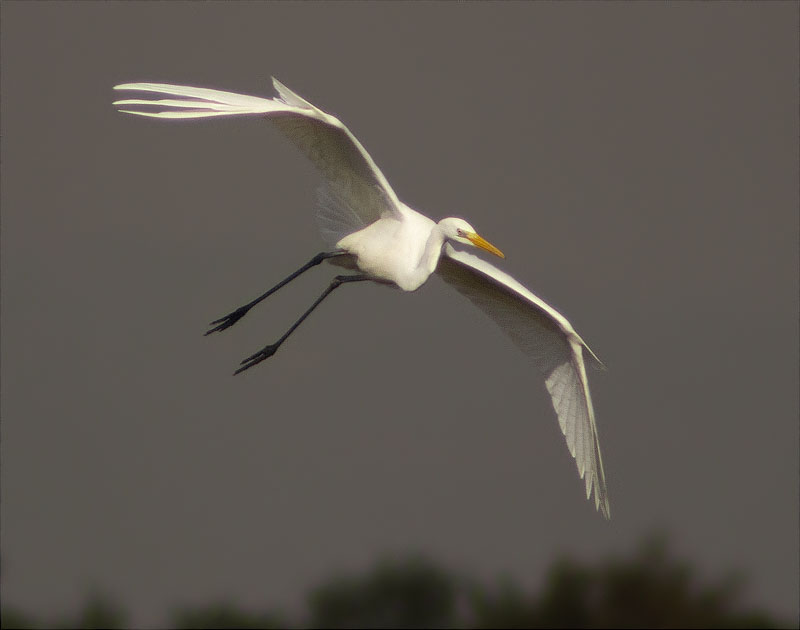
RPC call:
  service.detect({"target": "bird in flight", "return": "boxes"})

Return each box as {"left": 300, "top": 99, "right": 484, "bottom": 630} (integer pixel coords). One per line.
{"left": 113, "top": 79, "right": 610, "bottom": 518}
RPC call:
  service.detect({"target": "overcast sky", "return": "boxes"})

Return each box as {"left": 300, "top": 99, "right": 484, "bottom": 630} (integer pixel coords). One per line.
{"left": 2, "top": 2, "right": 797, "bottom": 627}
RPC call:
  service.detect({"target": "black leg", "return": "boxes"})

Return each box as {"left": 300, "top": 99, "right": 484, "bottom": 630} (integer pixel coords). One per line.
{"left": 205, "top": 250, "right": 345, "bottom": 336}
{"left": 234, "top": 274, "right": 370, "bottom": 375}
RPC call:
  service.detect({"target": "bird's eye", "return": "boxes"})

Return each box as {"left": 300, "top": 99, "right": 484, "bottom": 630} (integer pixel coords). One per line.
{"left": 457, "top": 229, "right": 465, "bottom": 237}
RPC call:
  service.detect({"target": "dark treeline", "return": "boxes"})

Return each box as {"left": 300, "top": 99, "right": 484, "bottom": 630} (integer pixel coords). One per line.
{"left": 2, "top": 535, "right": 789, "bottom": 629}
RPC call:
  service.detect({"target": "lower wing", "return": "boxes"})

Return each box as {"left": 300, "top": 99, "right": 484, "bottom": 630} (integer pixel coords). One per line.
{"left": 437, "top": 244, "right": 610, "bottom": 518}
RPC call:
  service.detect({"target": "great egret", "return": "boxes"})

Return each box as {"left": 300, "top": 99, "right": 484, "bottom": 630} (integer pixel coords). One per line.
{"left": 113, "top": 79, "right": 610, "bottom": 518}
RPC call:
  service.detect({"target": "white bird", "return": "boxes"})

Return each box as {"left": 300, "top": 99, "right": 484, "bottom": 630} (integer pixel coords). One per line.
{"left": 113, "top": 79, "right": 610, "bottom": 518}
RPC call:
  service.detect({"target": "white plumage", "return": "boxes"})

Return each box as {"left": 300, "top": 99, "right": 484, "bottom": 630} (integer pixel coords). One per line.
{"left": 113, "top": 78, "right": 610, "bottom": 518}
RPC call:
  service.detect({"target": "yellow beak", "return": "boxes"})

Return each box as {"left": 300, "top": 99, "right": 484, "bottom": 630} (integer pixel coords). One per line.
{"left": 467, "top": 232, "right": 505, "bottom": 259}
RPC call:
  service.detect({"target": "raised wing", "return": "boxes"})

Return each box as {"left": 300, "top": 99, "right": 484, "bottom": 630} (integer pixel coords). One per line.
{"left": 113, "top": 79, "right": 402, "bottom": 229}
{"left": 437, "top": 245, "right": 610, "bottom": 518}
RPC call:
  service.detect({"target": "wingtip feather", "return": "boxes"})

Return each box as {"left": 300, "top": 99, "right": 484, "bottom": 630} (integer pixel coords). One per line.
{"left": 272, "top": 77, "right": 315, "bottom": 109}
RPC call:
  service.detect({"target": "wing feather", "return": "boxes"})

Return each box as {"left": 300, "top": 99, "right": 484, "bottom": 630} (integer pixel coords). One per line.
{"left": 437, "top": 245, "right": 610, "bottom": 518}
{"left": 113, "top": 80, "right": 401, "bottom": 230}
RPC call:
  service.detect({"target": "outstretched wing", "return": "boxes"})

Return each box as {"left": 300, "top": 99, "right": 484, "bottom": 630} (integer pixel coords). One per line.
{"left": 437, "top": 244, "right": 610, "bottom": 518}
{"left": 113, "top": 79, "right": 402, "bottom": 229}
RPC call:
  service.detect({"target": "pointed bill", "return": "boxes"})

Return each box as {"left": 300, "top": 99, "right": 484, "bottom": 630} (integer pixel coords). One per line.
{"left": 467, "top": 232, "right": 505, "bottom": 259}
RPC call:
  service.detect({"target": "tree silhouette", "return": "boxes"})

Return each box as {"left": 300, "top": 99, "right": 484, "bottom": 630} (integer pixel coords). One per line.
{"left": 308, "top": 556, "right": 456, "bottom": 629}
{"left": 2, "top": 594, "right": 127, "bottom": 630}
{"left": 468, "top": 535, "right": 780, "bottom": 629}
{"left": 172, "top": 603, "right": 286, "bottom": 629}
{"left": 1, "top": 535, "right": 788, "bottom": 629}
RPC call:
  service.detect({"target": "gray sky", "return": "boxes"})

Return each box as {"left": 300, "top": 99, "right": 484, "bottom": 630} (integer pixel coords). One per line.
{"left": 2, "top": 2, "right": 797, "bottom": 627}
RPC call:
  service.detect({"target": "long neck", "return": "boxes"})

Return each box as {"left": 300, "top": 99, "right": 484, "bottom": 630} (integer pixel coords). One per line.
{"left": 422, "top": 224, "right": 447, "bottom": 275}
{"left": 404, "top": 224, "right": 446, "bottom": 291}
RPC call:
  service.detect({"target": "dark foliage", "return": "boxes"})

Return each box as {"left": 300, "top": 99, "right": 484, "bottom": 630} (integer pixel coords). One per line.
{"left": 1, "top": 535, "right": 787, "bottom": 629}
{"left": 308, "top": 556, "right": 456, "bottom": 629}
{"left": 468, "top": 535, "right": 780, "bottom": 629}
{"left": 172, "top": 603, "right": 286, "bottom": 629}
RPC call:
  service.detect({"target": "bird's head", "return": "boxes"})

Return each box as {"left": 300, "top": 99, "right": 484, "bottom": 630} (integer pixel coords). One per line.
{"left": 438, "top": 217, "right": 505, "bottom": 258}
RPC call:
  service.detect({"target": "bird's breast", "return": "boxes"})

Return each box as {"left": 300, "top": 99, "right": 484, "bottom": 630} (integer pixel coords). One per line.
{"left": 337, "top": 217, "right": 433, "bottom": 291}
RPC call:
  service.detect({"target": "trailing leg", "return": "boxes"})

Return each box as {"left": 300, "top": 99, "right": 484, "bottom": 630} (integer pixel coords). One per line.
{"left": 234, "top": 274, "right": 369, "bottom": 375}
{"left": 205, "top": 250, "right": 345, "bottom": 335}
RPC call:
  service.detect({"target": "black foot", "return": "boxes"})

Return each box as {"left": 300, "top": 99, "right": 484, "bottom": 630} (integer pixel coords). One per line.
{"left": 205, "top": 306, "right": 251, "bottom": 336}
{"left": 234, "top": 344, "right": 279, "bottom": 375}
